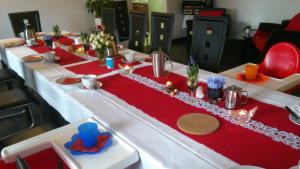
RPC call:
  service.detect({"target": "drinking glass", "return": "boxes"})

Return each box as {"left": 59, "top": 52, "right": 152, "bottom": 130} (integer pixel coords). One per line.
{"left": 245, "top": 64, "right": 259, "bottom": 80}
{"left": 207, "top": 87, "right": 223, "bottom": 103}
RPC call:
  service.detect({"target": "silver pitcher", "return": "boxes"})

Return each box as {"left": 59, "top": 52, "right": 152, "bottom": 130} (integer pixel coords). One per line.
{"left": 150, "top": 51, "right": 173, "bottom": 78}
{"left": 224, "top": 85, "right": 248, "bottom": 109}
{"left": 24, "top": 23, "right": 37, "bottom": 46}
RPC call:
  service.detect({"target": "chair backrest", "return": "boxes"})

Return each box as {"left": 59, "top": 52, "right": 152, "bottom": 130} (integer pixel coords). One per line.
{"left": 191, "top": 16, "right": 228, "bottom": 71}
{"left": 101, "top": 7, "right": 119, "bottom": 41}
{"left": 259, "top": 42, "right": 300, "bottom": 79}
{"left": 16, "top": 156, "right": 30, "bottom": 169}
{"left": 150, "top": 12, "right": 175, "bottom": 55}
{"left": 114, "top": 1, "right": 129, "bottom": 41}
{"left": 8, "top": 11, "right": 42, "bottom": 37}
{"left": 128, "top": 12, "right": 147, "bottom": 53}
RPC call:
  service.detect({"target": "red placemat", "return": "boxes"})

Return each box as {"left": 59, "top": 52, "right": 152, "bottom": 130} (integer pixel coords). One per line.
{"left": 0, "top": 148, "right": 69, "bottom": 169}
{"left": 30, "top": 40, "right": 86, "bottom": 66}
{"left": 66, "top": 57, "right": 140, "bottom": 75}
{"left": 98, "top": 66, "right": 300, "bottom": 169}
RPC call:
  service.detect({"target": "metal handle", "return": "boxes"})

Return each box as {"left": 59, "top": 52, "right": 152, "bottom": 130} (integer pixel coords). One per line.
{"left": 165, "top": 54, "right": 173, "bottom": 70}
{"left": 241, "top": 91, "right": 248, "bottom": 105}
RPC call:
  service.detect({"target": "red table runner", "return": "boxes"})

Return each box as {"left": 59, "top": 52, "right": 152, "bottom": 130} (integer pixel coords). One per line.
{"left": 66, "top": 58, "right": 140, "bottom": 75}
{"left": 30, "top": 39, "right": 86, "bottom": 65}
{"left": 0, "top": 148, "right": 69, "bottom": 169}
{"left": 98, "top": 66, "right": 300, "bottom": 169}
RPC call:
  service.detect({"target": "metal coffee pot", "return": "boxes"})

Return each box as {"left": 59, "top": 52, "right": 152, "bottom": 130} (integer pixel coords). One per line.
{"left": 24, "top": 23, "right": 37, "bottom": 46}
{"left": 150, "top": 51, "right": 173, "bottom": 78}
{"left": 224, "top": 85, "right": 248, "bottom": 109}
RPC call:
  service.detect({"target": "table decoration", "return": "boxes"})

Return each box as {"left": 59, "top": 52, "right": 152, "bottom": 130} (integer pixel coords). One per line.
{"left": 207, "top": 76, "right": 226, "bottom": 103}
{"left": 186, "top": 64, "right": 199, "bottom": 96}
{"left": 118, "top": 64, "right": 134, "bottom": 75}
{"left": 43, "top": 35, "right": 53, "bottom": 48}
{"left": 89, "top": 31, "right": 114, "bottom": 66}
{"left": 52, "top": 25, "right": 61, "bottom": 39}
{"left": 80, "top": 32, "right": 90, "bottom": 53}
{"left": 177, "top": 113, "right": 220, "bottom": 135}
{"left": 165, "top": 81, "right": 178, "bottom": 96}
{"left": 229, "top": 106, "right": 257, "bottom": 123}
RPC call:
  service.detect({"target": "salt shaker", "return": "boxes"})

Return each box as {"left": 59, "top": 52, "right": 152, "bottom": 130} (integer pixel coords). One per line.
{"left": 196, "top": 86, "right": 204, "bottom": 99}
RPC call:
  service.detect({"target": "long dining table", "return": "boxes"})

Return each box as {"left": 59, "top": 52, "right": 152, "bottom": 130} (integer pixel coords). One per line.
{"left": 0, "top": 36, "right": 300, "bottom": 169}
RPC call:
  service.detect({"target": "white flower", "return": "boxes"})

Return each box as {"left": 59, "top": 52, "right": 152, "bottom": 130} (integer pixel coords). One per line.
{"left": 110, "top": 36, "right": 114, "bottom": 40}
{"left": 100, "top": 31, "right": 104, "bottom": 37}
{"left": 100, "top": 38, "right": 104, "bottom": 43}
{"left": 105, "top": 41, "right": 110, "bottom": 46}
{"left": 97, "top": 44, "right": 102, "bottom": 49}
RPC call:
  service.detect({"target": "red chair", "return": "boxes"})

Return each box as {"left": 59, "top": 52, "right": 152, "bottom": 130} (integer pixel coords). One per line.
{"left": 259, "top": 42, "right": 300, "bottom": 79}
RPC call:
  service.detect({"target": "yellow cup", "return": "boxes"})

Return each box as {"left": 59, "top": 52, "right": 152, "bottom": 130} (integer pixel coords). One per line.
{"left": 245, "top": 64, "right": 259, "bottom": 80}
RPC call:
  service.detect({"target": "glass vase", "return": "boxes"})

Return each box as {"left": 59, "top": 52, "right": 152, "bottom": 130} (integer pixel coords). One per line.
{"left": 96, "top": 49, "right": 106, "bottom": 66}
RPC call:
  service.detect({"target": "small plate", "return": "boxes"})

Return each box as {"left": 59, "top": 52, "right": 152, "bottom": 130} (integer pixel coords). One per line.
{"left": 23, "top": 55, "right": 43, "bottom": 62}
{"left": 289, "top": 114, "right": 300, "bottom": 125}
{"left": 79, "top": 81, "right": 103, "bottom": 90}
{"left": 56, "top": 75, "right": 82, "bottom": 85}
{"left": 3, "top": 40, "right": 26, "bottom": 48}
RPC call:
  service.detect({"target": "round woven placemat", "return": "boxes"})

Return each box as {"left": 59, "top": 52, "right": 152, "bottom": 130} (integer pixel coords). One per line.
{"left": 177, "top": 113, "right": 220, "bottom": 135}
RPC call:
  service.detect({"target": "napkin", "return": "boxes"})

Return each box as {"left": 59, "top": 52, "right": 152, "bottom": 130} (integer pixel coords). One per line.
{"left": 62, "top": 77, "right": 81, "bottom": 85}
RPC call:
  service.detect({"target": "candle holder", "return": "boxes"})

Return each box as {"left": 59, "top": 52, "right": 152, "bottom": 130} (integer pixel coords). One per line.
{"left": 229, "top": 106, "right": 258, "bottom": 123}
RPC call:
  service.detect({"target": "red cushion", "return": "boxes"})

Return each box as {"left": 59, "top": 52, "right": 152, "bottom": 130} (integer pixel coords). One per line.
{"left": 199, "top": 10, "right": 224, "bottom": 16}
{"left": 252, "top": 30, "right": 270, "bottom": 53}
{"left": 259, "top": 42, "right": 300, "bottom": 79}
{"left": 285, "top": 12, "right": 300, "bottom": 31}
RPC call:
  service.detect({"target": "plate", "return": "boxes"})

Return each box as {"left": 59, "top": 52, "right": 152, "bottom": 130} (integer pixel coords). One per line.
{"left": 229, "top": 165, "right": 264, "bottom": 169}
{"left": 3, "top": 40, "right": 26, "bottom": 48}
{"left": 79, "top": 81, "right": 103, "bottom": 90}
{"left": 70, "top": 32, "right": 80, "bottom": 37}
{"left": 64, "top": 132, "right": 112, "bottom": 155}
{"left": 289, "top": 114, "right": 300, "bottom": 125}
{"left": 56, "top": 75, "right": 82, "bottom": 85}
{"left": 22, "top": 55, "right": 43, "bottom": 62}
{"left": 236, "top": 73, "right": 269, "bottom": 83}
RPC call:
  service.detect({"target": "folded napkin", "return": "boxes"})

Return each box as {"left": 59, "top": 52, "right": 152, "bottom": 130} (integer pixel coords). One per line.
{"left": 62, "top": 77, "right": 81, "bottom": 85}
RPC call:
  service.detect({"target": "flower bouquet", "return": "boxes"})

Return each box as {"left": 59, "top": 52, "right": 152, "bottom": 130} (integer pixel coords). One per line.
{"left": 89, "top": 31, "right": 114, "bottom": 65}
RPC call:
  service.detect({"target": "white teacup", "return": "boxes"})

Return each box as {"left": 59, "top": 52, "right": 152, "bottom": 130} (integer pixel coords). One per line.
{"left": 74, "top": 38, "right": 81, "bottom": 45}
{"left": 81, "top": 75, "right": 97, "bottom": 89}
{"left": 292, "top": 105, "right": 300, "bottom": 117}
{"left": 44, "top": 51, "right": 56, "bottom": 63}
{"left": 124, "top": 51, "right": 136, "bottom": 62}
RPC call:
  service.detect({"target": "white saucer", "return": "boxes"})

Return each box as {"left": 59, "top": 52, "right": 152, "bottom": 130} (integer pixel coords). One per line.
{"left": 79, "top": 81, "right": 103, "bottom": 90}
{"left": 289, "top": 114, "right": 300, "bottom": 125}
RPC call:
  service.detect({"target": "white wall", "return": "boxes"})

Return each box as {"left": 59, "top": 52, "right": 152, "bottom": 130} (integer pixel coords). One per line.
{"left": 167, "top": 0, "right": 185, "bottom": 39}
{"left": 215, "top": 0, "right": 300, "bottom": 38}
{"left": 0, "top": 0, "right": 94, "bottom": 39}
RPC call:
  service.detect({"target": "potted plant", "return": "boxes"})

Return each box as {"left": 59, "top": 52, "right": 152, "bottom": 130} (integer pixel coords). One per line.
{"left": 52, "top": 25, "right": 61, "bottom": 39}
{"left": 85, "top": 0, "right": 114, "bottom": 29}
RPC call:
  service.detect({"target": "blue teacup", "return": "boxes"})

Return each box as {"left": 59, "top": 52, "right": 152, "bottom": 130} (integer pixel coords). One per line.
{"left": 78, "top": 122, "right": 99, "bottom": 148}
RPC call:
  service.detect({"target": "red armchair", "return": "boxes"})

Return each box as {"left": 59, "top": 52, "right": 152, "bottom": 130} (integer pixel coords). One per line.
{"left": 259, "top": 42, "right": 300, "bottom": 79}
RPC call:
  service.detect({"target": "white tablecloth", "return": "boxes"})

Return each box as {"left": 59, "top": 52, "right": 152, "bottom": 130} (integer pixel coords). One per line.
{"left": 2, "top": 43, "right": 300, "bottom": 169}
